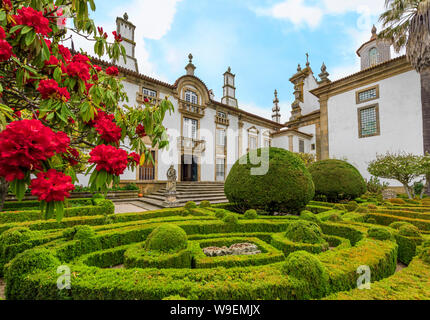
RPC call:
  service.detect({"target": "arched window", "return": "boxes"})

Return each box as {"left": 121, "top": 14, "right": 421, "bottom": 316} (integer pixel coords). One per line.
{"left": 185, "top": 90, "right": 198, "bottom": 105}
{"left": 369, "top": 47, "right": 379, "bottom": 66}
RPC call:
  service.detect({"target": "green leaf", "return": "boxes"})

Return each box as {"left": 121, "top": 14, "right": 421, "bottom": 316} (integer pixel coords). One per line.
{"left": 21, "top": 26, "right": 33, "bottom": 34}
{"left": 55, "top": 202, "right": 64, "bottom": 222}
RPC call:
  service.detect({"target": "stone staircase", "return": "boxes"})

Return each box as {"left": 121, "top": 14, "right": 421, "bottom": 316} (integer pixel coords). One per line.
{"left": 138, "top": 182, "right": 228, "bottom": 209}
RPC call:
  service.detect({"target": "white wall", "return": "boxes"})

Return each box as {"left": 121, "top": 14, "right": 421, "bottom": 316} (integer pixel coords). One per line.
{"left": 301, "top": 75, "right": 320, "bottom": 115}
{"left": 328, "top": 70, "right": 422, "bottom": 185}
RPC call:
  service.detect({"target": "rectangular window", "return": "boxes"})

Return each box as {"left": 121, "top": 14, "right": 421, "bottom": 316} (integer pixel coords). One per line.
{"left": 185, "top": 90, "right": 198, "bottom": 104}
{"left": 217, "top": 129, "right": 225, "bottom": 146}
{"left": 358, "top": 104, "right": 380, "bottom": 138}
{"left": 249, "top": 136, "right": 257, "bottom": 150}
{"left": 142, "top": 87, "right": 157, "bottom": 98}
{"left": 264, "top": 139, "right": 271, "bottom": 147}
{"left": 216, "top": 158, "right": 225, "bottom": 181}
{"left": 183, "top": 117, "right": 197, "bottom": 140}
{"left": 311, "top": 144, "right": 316, "bottom": 151}
{"left": 299, "top": 139, "right": 305, "bottom": 153}
{"left": 356, "top": 85, "right": 379, "bottom": 104}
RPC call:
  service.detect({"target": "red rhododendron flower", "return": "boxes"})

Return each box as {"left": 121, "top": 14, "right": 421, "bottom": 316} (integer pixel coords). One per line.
{"left": 63, "top": 146, "right": 79, "bottom": 166}
{"left": 97, "top": 27, "right": 104, "bottom": 35}
{"left": 72, "top": 54, "right": 90, "bottom": 64}
{"left": 13, "top": 7, "right": 52, "bottom": 36}
{"left": 45, "top": 55, "right": 59, "bottom": 66}
{"left": 136, "top": 124, "right": 147, "bottom": 137}
{"left": 0, "top": 120, "right": 70, "bottom": 181}
{"left": 0, "top": 26, "right": 5, "bottom": 40}
{"left": 106, "top": 66, "right": 119, "bottom": 76}
{"left": 112, "top": 31, "right": 122, "bottom": 42}
{"left": 93, "top": 64, "right": 102, "bottom": 72}
{"left": 94, "top": 116, "right": 122, "bottom": 143}
{"left": 66, "top": 62, "right": 90, "bottom": 81}
{"left": 30, "top": 169, "right": 75, "bottom": 202}
{"left": 37, "top": 79, "right": 70, "bottom": 102}
{"left": 128, "top": 152, "right": 140, "bottom": 165}
{"left": 0, "top": 39, "right": 12, "bottom": 61}
{"left": 89, "top": 145, "right": 128, "bottom": 176}
{"left": 58, "top": 44, "right": 71, "bottom": 62}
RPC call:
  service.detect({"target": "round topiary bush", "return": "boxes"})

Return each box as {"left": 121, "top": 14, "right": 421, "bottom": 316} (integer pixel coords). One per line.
{"left": 224, "top": 147, "right": 315, "bottom": 214}
{"left": 345, "top": 201, "right": 359, "bottom": 212}
{"left": 223, "top": 213, "right": 239, "bottom": 224}
{"left": 244, "top": 209, "right": 258, "bottom": 219}
{"left": 145, "top": 224, "right": 188, "bottom": 253}
{"left": 281, "top": 250, "right": 329, "bottom": 298}
{"left": 5, "top": 248, "right": 60, "bottom": 280}
{"left": 367, "top": 227, "right": 393, "bottom": 241}
{"left": 184, "top": 201, "right": 197, "bottom": 210}
{"left": 284, "top": 220, "right": 325, "bottom": 244}
{"left": 308, "top": 159, "right": 366, "bottom": 202}
{"left": 398, "top": 224, "right": 421, "bottom": 238}
{"left": 199, "top": 201, "right": 211, "bottom": 208}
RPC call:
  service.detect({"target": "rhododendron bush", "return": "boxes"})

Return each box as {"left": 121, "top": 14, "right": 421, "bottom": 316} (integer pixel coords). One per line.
{"left": 0, "top": 0, "right": 173, "bottom": 219}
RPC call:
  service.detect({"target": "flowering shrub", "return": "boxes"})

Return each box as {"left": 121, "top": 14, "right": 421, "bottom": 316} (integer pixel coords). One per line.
{"left": 0, "top": 0, "right": 174, "bottom": 220}
{"left": 30, "top": 169, "right": 75, "bottom": 202}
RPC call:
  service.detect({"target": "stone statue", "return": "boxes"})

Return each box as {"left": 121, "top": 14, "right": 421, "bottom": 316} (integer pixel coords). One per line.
{"left": 164, "top": 165, "right": 178, "bottom": 207}
{"left": 167, "top": 165, "right": 177, "bottom": 182}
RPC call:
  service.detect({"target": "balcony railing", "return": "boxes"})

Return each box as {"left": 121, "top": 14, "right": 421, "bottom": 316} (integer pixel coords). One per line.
{"left": 215, "top": 115, "right": 229, "bottom": 126}
{"left": 136, "top": 92, "right": 160, "bottom": 106}
{"left": 178, "top": 100, "right": 205, "bottom": 118}
{"left": 177, "top": 136, "right": 206, "bottom": 153}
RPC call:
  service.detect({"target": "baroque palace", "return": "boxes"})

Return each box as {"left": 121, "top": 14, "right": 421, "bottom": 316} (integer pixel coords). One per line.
{"left": 79, "top": 14, "right": 423, "bottom": 195}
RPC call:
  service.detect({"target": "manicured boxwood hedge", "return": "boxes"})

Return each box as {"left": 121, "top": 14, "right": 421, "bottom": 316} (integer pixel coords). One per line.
{"left": 0, "top": 199, "right": 425, "bottom": 300}
{"left": 324, "top": 257, "right": 430, "bottom": 300}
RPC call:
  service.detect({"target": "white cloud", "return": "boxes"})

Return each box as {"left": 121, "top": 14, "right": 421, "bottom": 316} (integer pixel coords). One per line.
{"left": 254, "top": 0, "right": 386, "bottom": 29}
{"left": 254, "top": 0, "right": 323, "bottom": 29}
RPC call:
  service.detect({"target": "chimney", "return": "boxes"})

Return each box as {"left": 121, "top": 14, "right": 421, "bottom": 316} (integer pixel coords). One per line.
{"left": 114, "top": 13, "right": 138, "bottom": 72}
{"left": 221, "top": 67, "right": 238, "bottom": 107}
{"left": 272, "top": 90, "right": 281, "bottom": 123}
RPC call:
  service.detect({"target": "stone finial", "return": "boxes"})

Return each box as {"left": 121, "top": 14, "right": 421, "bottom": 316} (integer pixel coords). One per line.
{"left": 305, "top": 53, "right": 310, "bottom": 68}
{"left": 227, "top": 66, "right": 232, "bottom": 73}
{"left": 185, "top": 53, "right": 196, "bottom": 76}
{"left": 297, "top": 64, "right": 301, "bottom": 72}
{"left": 318, "top": 62, "right": 330, "bottom": 83}
{"left": 123, "top": 12, "right": 129, "bottom": 21}
{"left": 274, "top": 89, "right": 278, "bottom": 100}
{"left": 272, "top": 89, "right": 281, "bottom": 123}
{"left": 371, "top": 24, "right": 377, "bottom": 40}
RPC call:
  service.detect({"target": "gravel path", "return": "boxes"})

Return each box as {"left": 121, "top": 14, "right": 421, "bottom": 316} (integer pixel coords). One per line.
{"left": 114, "top": 203, "right": 147, "bottom": 214}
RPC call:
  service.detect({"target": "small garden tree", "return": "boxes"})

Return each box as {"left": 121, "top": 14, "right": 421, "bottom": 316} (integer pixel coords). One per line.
{"left": 367, "top": 152, "right": 430, "bottom": 199}
{"left": 0, "top": 0, "right": 173, "bottom": 219}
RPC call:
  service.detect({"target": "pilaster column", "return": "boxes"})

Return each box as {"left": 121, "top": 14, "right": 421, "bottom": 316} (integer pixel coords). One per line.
{"left": 319, "top": 94, "right": 329, "bottom": 159}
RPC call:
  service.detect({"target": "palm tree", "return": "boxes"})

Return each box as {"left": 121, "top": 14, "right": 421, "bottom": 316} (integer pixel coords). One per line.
{"left": 379, "top": 0, "right": 430, "bottom": 192}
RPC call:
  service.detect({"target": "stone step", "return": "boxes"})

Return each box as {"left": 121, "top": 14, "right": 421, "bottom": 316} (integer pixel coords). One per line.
{"left": 144, "top": 193, "right": 227, "bottom": 202}
{"left": 153, "top": 190, "right": 226, "bottom": 197}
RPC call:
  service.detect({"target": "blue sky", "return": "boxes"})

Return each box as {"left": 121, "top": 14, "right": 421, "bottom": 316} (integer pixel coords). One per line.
{"left": 73, "top": 0, "right": 393, "bottom": 120}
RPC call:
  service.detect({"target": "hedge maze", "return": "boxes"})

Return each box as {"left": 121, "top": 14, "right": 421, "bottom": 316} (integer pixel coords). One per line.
{"left": 1, "top": 197, "right": 429, "bottom": 300}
